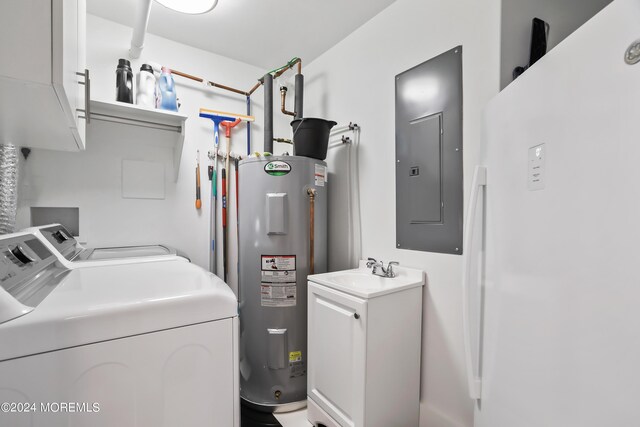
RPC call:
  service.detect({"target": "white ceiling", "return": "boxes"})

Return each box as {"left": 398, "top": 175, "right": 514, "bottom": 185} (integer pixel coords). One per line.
{"left": 87, "top": 0, "right": 397, "bottom": 69}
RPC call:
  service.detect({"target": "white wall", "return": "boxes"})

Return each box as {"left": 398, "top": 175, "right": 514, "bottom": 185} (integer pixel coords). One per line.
{"left": 16, "top": 14, "right": 294, "bottom": 295}
{"left": 500, "top": 0, "right": 612, "bottom": 89}
{"left": 303, "top": 0, "right": 501, "bottom": 426}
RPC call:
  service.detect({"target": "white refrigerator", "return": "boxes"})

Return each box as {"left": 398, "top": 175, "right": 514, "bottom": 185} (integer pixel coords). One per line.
{"left": 462, "top": 0, "right": 640, "bottom": 425}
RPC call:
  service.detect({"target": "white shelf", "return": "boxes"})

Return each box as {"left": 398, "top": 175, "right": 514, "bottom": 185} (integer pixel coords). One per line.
{"left": 89, "top": 99, "right": 188, "bottom": 181}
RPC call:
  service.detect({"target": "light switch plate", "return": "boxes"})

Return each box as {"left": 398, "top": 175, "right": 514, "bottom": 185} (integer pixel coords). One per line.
{"left": 528, "top": 144, "right": 546, "bottom": 191}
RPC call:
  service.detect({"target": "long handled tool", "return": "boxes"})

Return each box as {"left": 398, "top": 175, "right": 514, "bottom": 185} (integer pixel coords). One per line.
{"left": 221, "top": 120, "right": 241, "bottom": 203}
{"left": 200, "top": 108, "right": 255, "bottom": 280}
{"left": 220, "top": 119, "right": 241, "bottom": 283}
{"left": 221, "top": 167, "right": 228, "bottom": 282}
{"left": 207, "top": 149, "right": 216, "bottom": 269}
{"left": 235, "top": 157, "right": 240, "bottom": 278}
{"left": 235, "top": 158, "right": 239, "bottom": 218}
{"left": 195, "top": 150, "right": 202, "bottom": 209}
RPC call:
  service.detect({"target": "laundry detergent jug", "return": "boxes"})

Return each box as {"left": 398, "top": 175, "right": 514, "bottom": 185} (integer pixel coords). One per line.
{"left": 136, "top": 64, "right": 156, "bottom": 108}
{"left": 157, "top": 67, "right": 178, "bottom": 112}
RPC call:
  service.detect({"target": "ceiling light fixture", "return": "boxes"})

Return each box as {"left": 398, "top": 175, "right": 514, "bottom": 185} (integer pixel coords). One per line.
{"left": 154, "top": 0, "right": 219, "bottom": 15}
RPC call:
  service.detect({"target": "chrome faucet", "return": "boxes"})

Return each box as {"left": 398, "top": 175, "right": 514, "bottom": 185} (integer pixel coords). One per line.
{"left": 366, "top": 258, "right": 399, "bottom": 278}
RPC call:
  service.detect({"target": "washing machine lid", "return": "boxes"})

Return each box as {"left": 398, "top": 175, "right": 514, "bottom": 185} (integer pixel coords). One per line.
{"left": 0, "top": 259, "right": 237, "bottom": 361}
{"left": 26, "top": 224, "right": 189, "bottom": 265}
{"left": 82, "top": 245, "right": 174, "bottom": 260}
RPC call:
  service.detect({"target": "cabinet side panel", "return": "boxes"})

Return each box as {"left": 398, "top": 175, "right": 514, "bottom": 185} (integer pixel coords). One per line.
{"left": 365, "top": 287, "right": 423, "bottom": 427}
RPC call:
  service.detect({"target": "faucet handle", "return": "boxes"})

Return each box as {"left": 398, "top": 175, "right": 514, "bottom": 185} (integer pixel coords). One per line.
{"left": 386, "top": 261, "right": 399, "bottom": 278}
{"left": 366, "top": 257, "right": 377, "bottom": 268}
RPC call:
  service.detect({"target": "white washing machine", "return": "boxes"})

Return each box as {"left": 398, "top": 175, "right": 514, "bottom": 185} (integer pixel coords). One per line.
{"left": 26, "top": 224, "right": 189, "bottom": 268}
{"left": 0, "top": 230, "right": 239, "bottom": 427}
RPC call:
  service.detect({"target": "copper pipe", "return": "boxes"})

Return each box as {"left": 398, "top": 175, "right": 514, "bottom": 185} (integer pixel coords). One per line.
{"left": 273, "top": 58, "right": 302, "bottom": 79}
{"left": 307, "top": 188, "right": 316, "bottom": 275}
{"left": 165, "top": 57, "right": 302, "bottom": 98}
{"left": 209, "top": 81, "right": 250, "bottom": 96}
{"left": 280, "top": 87, "right": 296, "bottom": 117}
{"left": 170, "top": 69, "right": 204, "bottom": 83}
{"left": 248, "top": 81, "right": 262, "bottom": 95}
{"left": 170, "top": 69, "right": 250, "bottom": 96}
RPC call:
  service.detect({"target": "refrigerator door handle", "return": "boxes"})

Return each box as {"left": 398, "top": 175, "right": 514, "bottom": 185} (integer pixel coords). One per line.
{"left": 462, "top": 165, "right": 486, "bottom": 400}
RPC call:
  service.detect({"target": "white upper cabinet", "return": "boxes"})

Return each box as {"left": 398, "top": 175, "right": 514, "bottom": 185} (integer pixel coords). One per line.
{"left": 0, "top": 0, "right": 88, "bottom": 151}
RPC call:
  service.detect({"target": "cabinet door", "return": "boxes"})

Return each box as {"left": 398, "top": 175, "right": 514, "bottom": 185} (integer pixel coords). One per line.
{"left": 0, "top": 0, "right": 85, "bottom": 152}
{"left": 73, "top": 0, "right": 87, "bottom": 148}
{"left": 53, "top": 0, "right": 86, "bottom": 149}
{"left": 308, "top": 283, "right": 367, "bottom": 426}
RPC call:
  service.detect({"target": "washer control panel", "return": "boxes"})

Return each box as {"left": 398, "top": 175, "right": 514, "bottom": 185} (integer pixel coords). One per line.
{"left": 0, "top": 233, "right": 66, "bottom": 310}
{"left": 38, "top": 225, "right": 82, "bottom": 261}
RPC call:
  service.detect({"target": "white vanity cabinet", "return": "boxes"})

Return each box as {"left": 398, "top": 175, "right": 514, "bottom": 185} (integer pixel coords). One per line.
{"left": 307, "top": 264, "right": 424, "bottom": 427}
{"left": 0, "top": 0, "right": 88, "bottom": 151}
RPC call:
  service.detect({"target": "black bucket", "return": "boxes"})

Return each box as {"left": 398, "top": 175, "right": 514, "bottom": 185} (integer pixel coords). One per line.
{"left": 291, "top": 118, "right": 337, "bottom": 160}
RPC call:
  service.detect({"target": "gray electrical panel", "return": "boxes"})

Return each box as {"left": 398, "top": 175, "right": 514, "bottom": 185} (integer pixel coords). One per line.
{"left": 395, "top": 46, "right": 463, "bottom": 254}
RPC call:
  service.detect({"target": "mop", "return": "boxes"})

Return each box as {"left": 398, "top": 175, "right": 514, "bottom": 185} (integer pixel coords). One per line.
{"left": 199, "top": 108, "right": 254, "bottom": 279}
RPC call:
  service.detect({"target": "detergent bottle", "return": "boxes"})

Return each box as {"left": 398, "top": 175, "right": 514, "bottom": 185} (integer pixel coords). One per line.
{"left": 156, "top": 67, "right": 178, "bottom": 111}
{"left": 115, "top": 58, "right": 133, "bottom": 104}
{"left": 136, "top": 64, "right": 156, "bottom": 108}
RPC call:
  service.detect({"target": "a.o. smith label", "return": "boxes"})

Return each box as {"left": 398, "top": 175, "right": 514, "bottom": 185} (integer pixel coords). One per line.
{"left": 264, "top": 161, "right": 291, "bottom": 176}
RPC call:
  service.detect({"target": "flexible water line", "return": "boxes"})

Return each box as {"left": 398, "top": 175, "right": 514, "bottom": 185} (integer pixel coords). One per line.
{"left": 0, "top": 145, "right": 18, "bottom": 235}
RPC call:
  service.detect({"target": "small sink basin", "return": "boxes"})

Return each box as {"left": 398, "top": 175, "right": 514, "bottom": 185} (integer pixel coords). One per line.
{"left": 327, "top": 271, "right": 389, "bottom": 288}
{"left": 308, "top": 261, "right": 425, "bottom": 298}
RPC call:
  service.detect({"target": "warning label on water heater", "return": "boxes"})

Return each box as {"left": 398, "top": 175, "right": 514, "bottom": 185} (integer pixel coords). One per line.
{"left": 262, "top": 255, "right": 296, "bottom": 271}
{"left": 261, "top": 255, "right": 297, "bottom": 307}
{"left": 289, "top": 350, "right": 305, "bottom": 378}
{"left": 314, "top": 164, "right": 327, "bottom": 187}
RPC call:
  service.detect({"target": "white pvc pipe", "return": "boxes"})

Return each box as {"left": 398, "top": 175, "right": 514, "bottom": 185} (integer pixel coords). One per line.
{"left": 129, "top": 0, "right": 153, "bottom": 59}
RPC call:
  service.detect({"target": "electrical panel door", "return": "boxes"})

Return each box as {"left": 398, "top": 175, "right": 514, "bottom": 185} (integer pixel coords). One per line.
{"left": 395, "top": 46, "right": 463, "bottom": 254}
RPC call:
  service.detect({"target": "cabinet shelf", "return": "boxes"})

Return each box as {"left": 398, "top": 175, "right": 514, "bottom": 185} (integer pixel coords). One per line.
{"left": 89, "top": 99, "right": 188, "bottom": 182}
